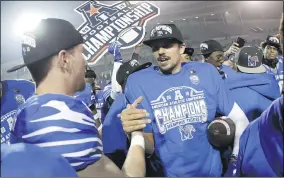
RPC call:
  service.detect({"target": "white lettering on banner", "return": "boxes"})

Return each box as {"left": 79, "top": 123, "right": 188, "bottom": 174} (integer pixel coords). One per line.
{"left": 75, "top": 1, "right": 160, "bottom": 65}
{"left": 151, "top": 86, "right": 208, "bottom": 141}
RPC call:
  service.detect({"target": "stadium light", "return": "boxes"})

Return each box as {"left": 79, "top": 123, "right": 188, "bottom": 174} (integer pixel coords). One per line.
{"left": 195, "top": 16, "right": 199, "bottom": 19}
{"left": 14, "top": 13, "right": 45, "bottom": 37}
{"left": 211, "top": 14, "right": 214, "bottom": 16}
{"left": 170, "top": 20, "right": 174, "bottom": 22}
{"left": 182, "top": 19, "right": 186, "bottom": 20}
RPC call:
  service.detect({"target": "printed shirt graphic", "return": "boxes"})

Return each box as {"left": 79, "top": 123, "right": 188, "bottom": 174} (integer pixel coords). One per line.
{"left": 124, "top": 62, "right": 234, "bottom": 176}
{"left": 1, "top": 80, "right": 35, "bottom": 144}
{"left": 10, "top": 94, "right": 102, "bottom": 171}
{"left": 264, "top": 55, "right": 284, "bottom": 93}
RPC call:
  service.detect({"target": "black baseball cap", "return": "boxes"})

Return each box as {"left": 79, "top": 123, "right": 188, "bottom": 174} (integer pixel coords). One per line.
{"left": 184, "top": 48, "right": 194, "bottom": 56}
{"left": 143, "top": 24, "right": 184, "bottom": 47}
{"left": 261, "top": 35, "right": 281, "bottom": 50}
{"left": 199, "top": 39, "right": 224, "bottom": 55}
{"left": 235, "top": 46, "right": 266, "bottom": 74}
{"left": 7, "top": 18, "right": 83, "bottom": 73}
{"left": 116, "top": 59, "right": 152, "bottom": 85}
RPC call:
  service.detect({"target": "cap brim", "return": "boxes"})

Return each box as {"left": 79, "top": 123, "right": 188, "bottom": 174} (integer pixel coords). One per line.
{"left": 197, "top": 50, "right": 226, "bottom": 56}
{"left": 262, "top": 41, "right": 280, "bottom": 49}
{"left": 143, "top": 37, "right": 183, "bottom": 47}
{"left": 6, "top": 64, "right": 26, "bottom": 73}
{"left": 237, "top": 65, "right": 266, "bottom": 74}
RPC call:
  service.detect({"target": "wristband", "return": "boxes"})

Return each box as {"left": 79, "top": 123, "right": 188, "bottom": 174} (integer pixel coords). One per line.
{"left": 130, "top": 132, "right": 145, "bottom": 150}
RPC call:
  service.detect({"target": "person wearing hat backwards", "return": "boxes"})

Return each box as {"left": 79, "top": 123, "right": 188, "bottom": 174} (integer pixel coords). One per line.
{"left": 262, "top": 35, "right": 283, "bottom": 94}
{"left": 7, "top": 18, "right": 147, "bottom": 177}
{"left": 118, "top": 23, "right": 249, "bottom": 176}
{"left": 224, "top": 46, "right": 280, "bottom": 122}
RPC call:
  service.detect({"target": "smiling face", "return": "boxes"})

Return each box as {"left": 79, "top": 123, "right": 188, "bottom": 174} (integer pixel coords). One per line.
{"left": 263, "top": 45, "right": 278, "bottom": 60}
{"left": 151, "top": 39, "right": 185, "bottom": 74}
{"left": 206, "top": 51, "right": 224, "bottom": 68}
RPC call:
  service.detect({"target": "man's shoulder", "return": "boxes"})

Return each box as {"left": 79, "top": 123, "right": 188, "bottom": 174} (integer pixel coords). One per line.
{"left": 18, "top": 94, "right": 94, "bottom": 122}
{"left": 127, "top": 66, "right": 156, "bottom": 82}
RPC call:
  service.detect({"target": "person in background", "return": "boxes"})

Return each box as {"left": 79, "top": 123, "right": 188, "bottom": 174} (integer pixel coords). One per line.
{"left": 74, "top": 68, "right": 102, "bottom": 129}
{"left": 199, "top": 40, "right": 238, "bottom": 79}
{"left": 224, "top": 46, "right": 280, "bottom": 122}
{"left": 102, "top": 58, "right": 152, "bottom": 170}
{"left": 101, "top": 36, "right": 147, "bottom": 120}
{"left": 181, "top": 47, "right": 194, "bottom": 62}
{"left": 1, "top": 143, "right": 77, "bottom": 177}
{"left": 261, "top": 35, "right": 283, "bottom": 93}
{"left": 119, "top": 24, "right": 249, "bottom": 177}
{"left": 8, "top": 18, "right": 146, "bottom": 177}
{"left": 1, "top": 79, "right": 35, "bottom": 144}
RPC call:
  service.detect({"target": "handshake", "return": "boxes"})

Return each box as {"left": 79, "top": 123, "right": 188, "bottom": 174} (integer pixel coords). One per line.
{"left": 118, "top": 96, "right": 151, "bottom": 134}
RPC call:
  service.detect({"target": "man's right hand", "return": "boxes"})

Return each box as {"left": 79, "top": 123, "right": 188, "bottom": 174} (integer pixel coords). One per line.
{"left": 118, "top": 96, "right": 151, "bottom": 133}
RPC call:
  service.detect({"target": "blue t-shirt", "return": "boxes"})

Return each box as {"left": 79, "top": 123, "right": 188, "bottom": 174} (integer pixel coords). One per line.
{"left": 102, "top": 93, "right": 128, "bottom": 154}
{"left": 1, "top": 143, "right": 77, "bottom": 177}
{"left": 224, "top": 72, "right": 280, "bottom": 122}
{"left": 10, "top": 94, "right": 102, "bottom": 171}
{"left": 236, "top": 96, "right": 283, "bottom": 176}
{"left": 102, "top": 93, "right": 152, "bottom": 154}
{"left": 124, "top": 62, "right": 234, "bottom": 176}
{"left": 1, "top": 80, "right": 35, "bottom": 144}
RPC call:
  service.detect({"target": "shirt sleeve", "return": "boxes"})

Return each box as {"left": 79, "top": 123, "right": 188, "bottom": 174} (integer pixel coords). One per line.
{"left": 11, "top": 99, "right": 102, "bottom": 171}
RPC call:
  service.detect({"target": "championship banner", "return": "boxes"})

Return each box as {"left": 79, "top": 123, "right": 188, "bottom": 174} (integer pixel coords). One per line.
{"left": 75, "top": 1, "right": 160, "bottom": 65}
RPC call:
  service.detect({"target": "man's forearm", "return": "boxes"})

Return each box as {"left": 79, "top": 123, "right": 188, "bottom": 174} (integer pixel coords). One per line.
{"left": 122, "top": 132, "right": 146, "bottom": 177}
{"left": 228, "top": 103, "right": 249, "bottom": 155}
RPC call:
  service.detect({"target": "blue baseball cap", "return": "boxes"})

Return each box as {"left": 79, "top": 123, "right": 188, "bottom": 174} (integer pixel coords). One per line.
{"left": 1, "top": 143, "right": 77, "bottom": 177}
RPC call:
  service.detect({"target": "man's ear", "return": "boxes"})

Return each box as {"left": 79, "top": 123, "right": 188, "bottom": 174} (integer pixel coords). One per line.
{"left": 58, "top": 50, "right": 71, "bottom": 73}
{"left": 180, "top": 43, "right": 186, "bottom": 55}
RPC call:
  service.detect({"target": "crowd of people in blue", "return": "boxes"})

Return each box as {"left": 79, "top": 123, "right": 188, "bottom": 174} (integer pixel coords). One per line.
{"left": 1, "top": 12, "right": 283, "bottom": 177}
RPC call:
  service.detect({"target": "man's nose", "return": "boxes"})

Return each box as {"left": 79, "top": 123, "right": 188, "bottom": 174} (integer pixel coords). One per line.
{"left": 158, "top": 47, "right": 165, "bottom": 54}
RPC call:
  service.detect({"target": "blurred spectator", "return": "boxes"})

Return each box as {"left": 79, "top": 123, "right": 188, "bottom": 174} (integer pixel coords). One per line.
{"left": 181, "top": 47, "right": 194, "bottom": 62}
{"left": 1, "top": 80, "right": 35, "bottom": 144}
{"left": 262, "top": 35, "right": 283, "bottom": 93}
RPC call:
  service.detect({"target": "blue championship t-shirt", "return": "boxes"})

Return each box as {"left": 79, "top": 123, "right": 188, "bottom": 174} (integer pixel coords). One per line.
{"left": 124, "top": 62, "right": 234, "bottom": 176}
{"left": 1, "top": 80, "right": 35, "bottom": 144}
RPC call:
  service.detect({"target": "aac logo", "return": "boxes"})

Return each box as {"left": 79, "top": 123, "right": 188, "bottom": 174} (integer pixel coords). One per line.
{"left": 75, "top": 1, "right": 160, "bottom": 65}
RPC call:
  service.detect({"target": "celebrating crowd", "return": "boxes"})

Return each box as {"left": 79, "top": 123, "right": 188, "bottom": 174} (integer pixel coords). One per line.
{"left": 1, "top": 10, "right": 283, "bottom": 178}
